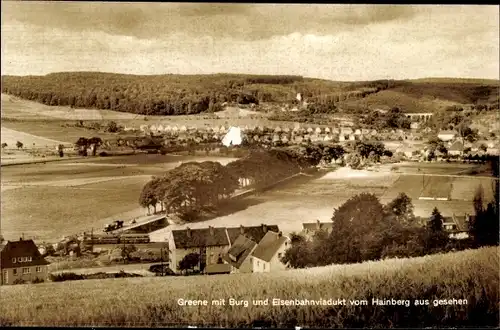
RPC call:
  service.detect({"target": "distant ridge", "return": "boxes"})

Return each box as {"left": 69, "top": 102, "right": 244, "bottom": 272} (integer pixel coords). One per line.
{"left": 2, "top": 72, "right": 498, "bottom": 116}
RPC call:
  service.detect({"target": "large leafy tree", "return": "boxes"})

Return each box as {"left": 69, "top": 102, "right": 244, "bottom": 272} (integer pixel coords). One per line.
{"left": 384, "top": 192, "right": 416, "bottom": 226}
{"left": 178, "top": 253, "right": 200, "bottom": 273}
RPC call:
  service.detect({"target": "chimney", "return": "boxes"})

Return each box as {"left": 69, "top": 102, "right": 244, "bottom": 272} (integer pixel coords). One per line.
{"left": 316, "top": 219, "right": 321, "bottom": 230}
{"left": 209, "top": 226, "right": 214, "bottom": 236}
{"left": 240, "top": 225, "right": 245, "bottom": 234}
{"left": 262, "top": 224, "right": 268, "bottom": 233}
{"left": 186, "top": 227, "right": 191, "bottom": 238}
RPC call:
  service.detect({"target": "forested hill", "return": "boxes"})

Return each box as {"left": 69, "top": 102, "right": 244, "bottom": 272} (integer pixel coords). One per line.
{"left": 1, "top": 72, "right": 498, "bottom": 116}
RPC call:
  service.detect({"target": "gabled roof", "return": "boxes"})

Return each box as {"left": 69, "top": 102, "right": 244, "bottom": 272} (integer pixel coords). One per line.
{"left": 172, "top": 227, "right": 229, "bottom": 249}
{"left": 222, "top": 235, "right": 257, "bottom": 269}
{"left": 0, "top": 239, "right": 50, "bottom": 269}
{"left": 302, "top": 221, "right": 333, "bottom": 232}
{"left": 251, "top": 231, "right": 289, "bottom": 263}
{"left": 226, "top": 225, "right": 279, "bottom": 245}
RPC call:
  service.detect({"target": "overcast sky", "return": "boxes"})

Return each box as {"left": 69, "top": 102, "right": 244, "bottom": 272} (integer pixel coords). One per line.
{"left": 2, "top": 3, "right": 499, "bottom": 80}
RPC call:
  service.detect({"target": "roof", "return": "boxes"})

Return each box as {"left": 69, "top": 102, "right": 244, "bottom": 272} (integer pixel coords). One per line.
{"left": 172, "top": 227, "right": 229, "bottom": 249}
{"left": 205, "top": 263, "right": 231, "bottom": 274}
{"left": 226, "top": 225, "right": 279, "bottom": 245}
{"left": 251, "top": 231, "right": 289, "bottom": 263}
{"left": 0, "top": 239, "right": 50, "bottom": 269}
{"left": 302, "top": 221, "right": 333, "bottom": 232}
{"left": 222, "top": 235, "right": 257, "bottom": 269}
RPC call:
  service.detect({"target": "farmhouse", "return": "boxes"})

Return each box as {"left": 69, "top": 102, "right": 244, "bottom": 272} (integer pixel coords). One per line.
{"left": 167, "top": 226, "right": 230, "bottom": 274}
{"left": 438, "top": 130, "right": 457, "bottom": 142}
{"left": 1, "top": 239, "right": 50, "bottom": 285}
{"left": 251, "top": 231, "right": 290, "bottom": 273}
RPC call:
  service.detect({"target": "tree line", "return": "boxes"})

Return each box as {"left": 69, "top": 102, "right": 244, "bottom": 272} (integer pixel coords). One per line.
{"left": 282, "top": 187, "right": 499, "bottom": 268}
{"left": 138, "top": 146, "right": 338, "bottom": 217}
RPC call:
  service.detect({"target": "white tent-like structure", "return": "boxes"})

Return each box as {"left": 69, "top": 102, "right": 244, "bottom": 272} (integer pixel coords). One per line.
{"left": 221, "top": 126, "right": 243, "bottom": 147}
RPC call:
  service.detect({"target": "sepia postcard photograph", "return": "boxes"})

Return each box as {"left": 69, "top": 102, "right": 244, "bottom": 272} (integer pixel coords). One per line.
{"left": 0, "top": 1, "right": 499, "bottom": 328}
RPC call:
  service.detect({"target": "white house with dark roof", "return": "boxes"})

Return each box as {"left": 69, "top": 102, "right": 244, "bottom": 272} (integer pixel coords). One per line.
{"left": 1, "top": 239, "right": 50, "bottom": 285}
{"left": 250, "top": 231, "right": 290, "bottom": 273}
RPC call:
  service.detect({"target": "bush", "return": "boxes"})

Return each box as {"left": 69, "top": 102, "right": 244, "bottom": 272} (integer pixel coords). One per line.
{"left": 49, "top": 272, "right": 84, "bottom": 282}
{"left": 13, "top": 278, "right": 26, "bottom": 285}
{"left": 98, "top": 151, "right": 109, "bottom": 157}
{"left": 31, "top": 277, "right": 45, "bottom": 284}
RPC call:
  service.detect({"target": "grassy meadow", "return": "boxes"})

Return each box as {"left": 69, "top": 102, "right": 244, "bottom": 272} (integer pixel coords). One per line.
{"left": 0, "top": 247, "right": 497, "bottom": 327}
{"left": 0, "top": 154, "right": 238, "bottom": 241}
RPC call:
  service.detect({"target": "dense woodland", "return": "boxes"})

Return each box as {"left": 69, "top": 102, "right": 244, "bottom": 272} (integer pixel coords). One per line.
{"left": 3, "top": 72, "right": 497, "bottom": 116}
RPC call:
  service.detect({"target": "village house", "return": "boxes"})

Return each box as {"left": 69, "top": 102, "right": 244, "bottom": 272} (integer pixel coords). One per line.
{"left": 438, "top": 130, "right": 458, "bottom": 142}
{"left": 442, "top": 214, "right": 472, "bottom": 240}
{"left": 1, "top": 239, "right": 50, "bottom": 285}
{"left": 167, "top": 226, "right": 230, "bottom": 274}
{"left": 302, "top": 220, "right": 333, "bottom": 238}
{"left": 250, "top": 231, "right": 290, "bottom": 273}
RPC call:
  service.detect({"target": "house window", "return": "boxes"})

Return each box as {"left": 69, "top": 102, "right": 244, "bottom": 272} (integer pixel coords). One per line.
{"left": 2, "top": 270, "right": 6, "bottom": 283}
{"left": 28, "top": 257, "right": 32, "bottom": 262}
{"left": 18, "top": 257, "right": 22, "bottom": 262}
{"left": 12, "top": 258, "right": 16, "bottom": 263}
{"left": 257, "top": 261, "right": 260, "bottom": 266}
{"left": 13, "top": 269, "right": 18, "bottom": 276}
{"left": 22, "top": 268, "right": 30, "bottom": 274}
{"left": 36, "top": 266, "right": 42, "bottom": 273}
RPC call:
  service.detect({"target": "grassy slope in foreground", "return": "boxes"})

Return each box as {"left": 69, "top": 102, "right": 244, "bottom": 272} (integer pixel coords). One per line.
{"left": 0, "top": 247, "right": 498, "bottom": 328}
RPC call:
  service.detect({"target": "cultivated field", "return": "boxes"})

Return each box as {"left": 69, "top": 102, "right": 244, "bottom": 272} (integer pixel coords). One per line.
{"left": 0, "top": 155, "right": 237, "bottom": 242}
{"left": 0, "top": 247, "right": 497, "bottom": 327}
{"left": 420, "top": 176, "right": 454, "bottom": 199}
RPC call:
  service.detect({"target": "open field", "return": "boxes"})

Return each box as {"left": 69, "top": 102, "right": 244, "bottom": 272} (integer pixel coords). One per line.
{"left": 1, "top": 247, "right": 497, "bottom": 327}
{"left": 420, "top": 176, "right": 454, "bottom": 199}
{"left": 0, "top": 155, "right": 237, "bottom": 242}
{"left": 0, "top": 126, "right": 69, "bottom": 149}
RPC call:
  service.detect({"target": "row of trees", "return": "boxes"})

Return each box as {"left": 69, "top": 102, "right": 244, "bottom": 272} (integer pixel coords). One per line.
{"left": 282, "top": 187, "right": 499, "bottom": 268}
{"left": 75, "top": 137, "right": 103, "bottom": 156}
{"left": 138, "top": 147, "right": 332, "bottom": 217}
